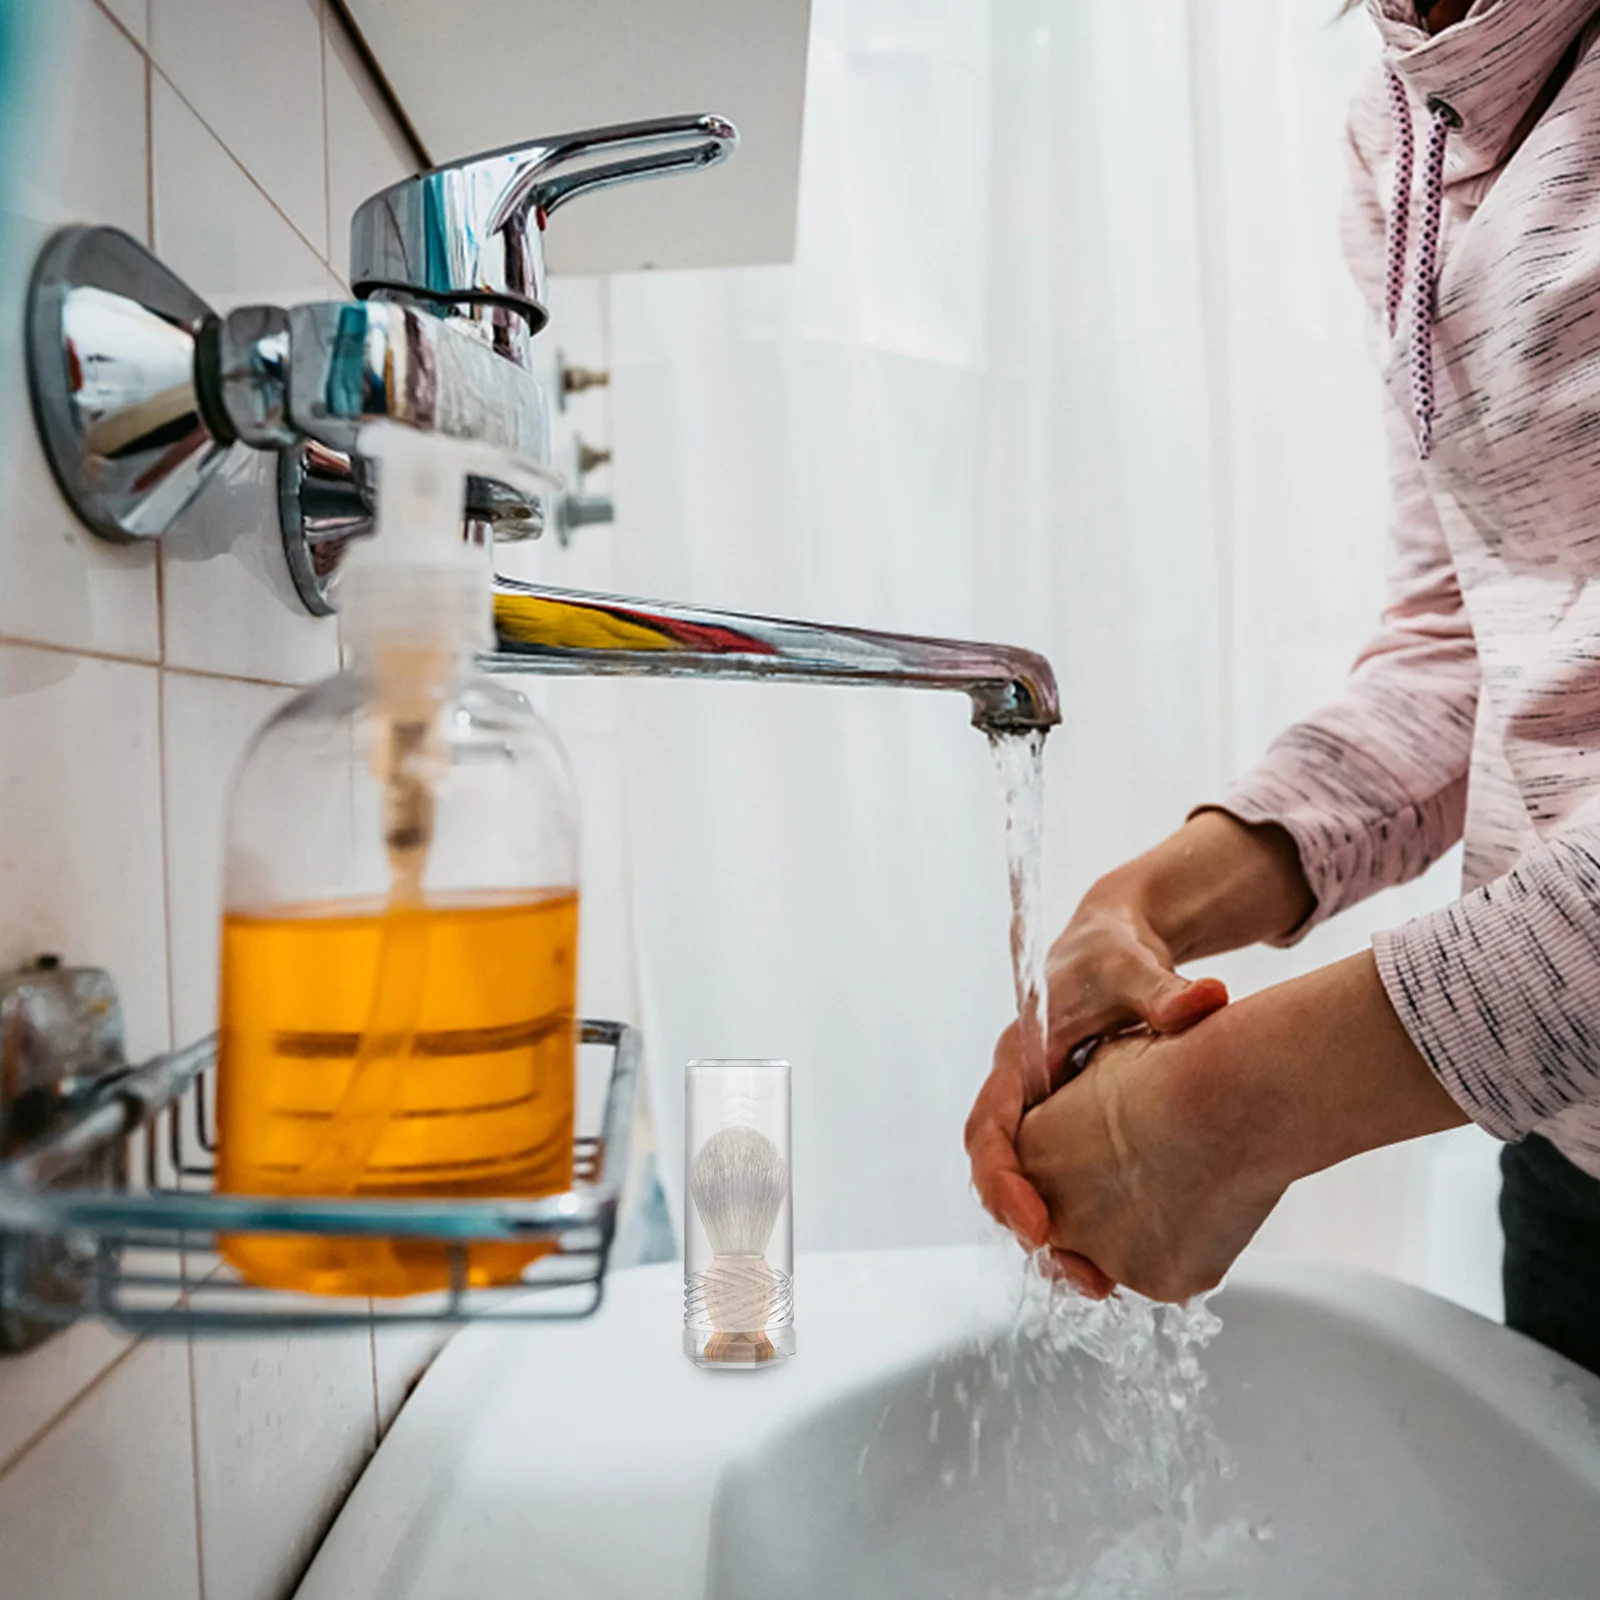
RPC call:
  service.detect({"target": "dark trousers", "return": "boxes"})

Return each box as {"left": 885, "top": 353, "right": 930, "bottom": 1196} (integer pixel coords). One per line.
{"left": 1500, "top": 1133, "right": 1600, "bottom": 1377}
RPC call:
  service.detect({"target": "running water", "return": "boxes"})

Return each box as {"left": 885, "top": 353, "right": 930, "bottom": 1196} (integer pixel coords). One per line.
{"left": 982, "top": 733, "right": 1258, "bottom": 1598}
{"left": 1008, "top": 1261, "right": 1258, "bottom": 1598}
{"left": 990, "top": 731, "right": 1051, "bottom": 1106}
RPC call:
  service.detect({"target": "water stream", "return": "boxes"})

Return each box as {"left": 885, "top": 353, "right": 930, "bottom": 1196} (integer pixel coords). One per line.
{"left": 989, "top": 731, "right": 1052, "bottom": 1107}
{"left": 984, "top": 733, "right": 1259, "bottom": 1598}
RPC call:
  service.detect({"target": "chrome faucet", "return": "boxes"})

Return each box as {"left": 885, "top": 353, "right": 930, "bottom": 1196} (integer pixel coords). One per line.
{"left": 24, "top": 111, "right": 1059, "bottom": 735}
{"left": 487, "top": 580, "right": 1060, "bottom": 735}
{"left": 24, "top": 117, "right": 737, "bottom": 562}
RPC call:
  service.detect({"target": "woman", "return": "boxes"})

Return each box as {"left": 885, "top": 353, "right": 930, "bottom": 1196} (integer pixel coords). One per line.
{"left": 967, "top": 0, "right": 1600, "bottom": 1377}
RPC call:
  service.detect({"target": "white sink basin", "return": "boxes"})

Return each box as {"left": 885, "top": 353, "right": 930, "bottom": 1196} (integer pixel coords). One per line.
{"left": 295, "top": 1246, "right": 1600, "bottom": 1599}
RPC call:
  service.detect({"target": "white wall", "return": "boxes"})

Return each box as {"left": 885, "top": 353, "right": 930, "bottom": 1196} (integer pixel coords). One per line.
{"left": 0, "top": 4, "right": 618, "bottom": 1596}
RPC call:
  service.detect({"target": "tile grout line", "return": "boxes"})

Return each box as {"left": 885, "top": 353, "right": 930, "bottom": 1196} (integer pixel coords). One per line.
{"left": 0, "top": 1335, "right": 144, "bottom": 1485}
{"left": 88, "top": 0, "right": 144, "bottom": 54}
{"left": 149, "top": 56, "right": 337, "bottom": 276}
{"left": 186, "top": 1305, "right": 209, "bottom": 1600}
{"left": 157, "top": 633, "right": 211, "bottom": 1600}
{"left": 88, "top": 0, "right": 339, "bottom": 277}
{"left": 143, "top": 47, "right": 155, "bottom": 246}
{"left": 161, "top": 659, "right": 307, "bottom": 691}
{"left": 368, "top": 1311, "right": 381, "bottom": 1442}
{"left": 146, "top": 194, "right": 206, "bottom": 1584}
{"left": 0, "top": 633, "right": 305, "bottom": 692}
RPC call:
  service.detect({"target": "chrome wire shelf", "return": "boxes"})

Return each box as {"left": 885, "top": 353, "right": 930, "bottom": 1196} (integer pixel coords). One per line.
{"left": 0, "top": 964, "right": 639, "bottom": 1348}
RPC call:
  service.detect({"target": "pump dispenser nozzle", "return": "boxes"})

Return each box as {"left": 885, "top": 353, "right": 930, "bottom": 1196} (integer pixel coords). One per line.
{"left": 341, "top": 422, "right": 560, "bottom": 657}
{"left": 340, "top": 424, "right": 560, "bottom": 889}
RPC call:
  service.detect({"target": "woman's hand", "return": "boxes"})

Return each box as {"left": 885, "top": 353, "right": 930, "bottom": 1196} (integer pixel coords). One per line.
{"left": 965, "top": 811, "right": 1312, "bottom": 1274}
{"left": 1016, "top": 1026, "right": 1284, "bottom": 1301}
{"left": 1015, "top": 950, "right": 1470, "bottom": 1302}
{"left": 964, "top": 894, "right": 1227, "bottom": 1267}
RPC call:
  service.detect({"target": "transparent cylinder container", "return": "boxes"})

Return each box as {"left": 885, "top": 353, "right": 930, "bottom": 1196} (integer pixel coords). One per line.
{"left": 684, "top": 1060, "right": 794, "bottom": 1367}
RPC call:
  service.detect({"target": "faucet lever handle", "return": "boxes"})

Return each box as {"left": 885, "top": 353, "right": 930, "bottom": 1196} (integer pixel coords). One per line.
{"left": 487, "top": 113, "right": 738, "bottom": 224}
{"left": 350, "top": 114, "right": 738, "bottom": 330}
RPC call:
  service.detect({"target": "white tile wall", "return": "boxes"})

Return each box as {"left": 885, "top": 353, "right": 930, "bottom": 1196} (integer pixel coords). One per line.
{"left": 0, "top": 1322, "right": 133, "bottom": 1477}
{"left": 190, "top": 1331, "right": 377, "bottom": 1600}
{"left": 0, "top": 5, "right": 498, "bottom": 1598}
{"left": 151, "top": 74, "right": 344, "bottom": 685}
{"left": 149, "top": 0, "right": 328, "bottom": 256}
{"left": 0, "top": 0, "right": 158, "bottom": 661}
{"left": 0, "top": 1339, "right": 201, "bottom": 1600}
{"left": 322, "top": 16, "right": 414, "bottom": 283}
{"left": 0, "top": 645, "right": 170, "bottom": 1060}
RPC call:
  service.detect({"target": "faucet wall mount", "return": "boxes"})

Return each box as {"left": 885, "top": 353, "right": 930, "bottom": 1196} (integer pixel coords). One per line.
{"left": 26, "top": 226, "right": 224, "bottom": 545}
{"left": 25, "top": 114, "right": 737, "bottom": 560}
{"left": 26, "top": 225, "right": 561, "bottom": 550}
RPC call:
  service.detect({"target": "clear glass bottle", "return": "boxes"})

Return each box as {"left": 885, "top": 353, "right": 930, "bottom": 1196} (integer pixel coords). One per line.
{"left": 684, "top": 1060, "right": 794, "bottom": 1366}
{"left": 215, "top": 427, "right": 580, "bottom": 1298}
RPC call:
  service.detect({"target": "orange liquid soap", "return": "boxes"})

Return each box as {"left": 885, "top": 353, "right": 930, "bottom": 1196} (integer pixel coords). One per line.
{"left": 216, "top": 889, "right": 578, "bottom": 1297}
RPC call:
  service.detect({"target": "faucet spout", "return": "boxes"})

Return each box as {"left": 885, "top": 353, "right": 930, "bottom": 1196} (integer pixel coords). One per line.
{"left": 484, "top": 578, "right": 1060, "bottom": 735}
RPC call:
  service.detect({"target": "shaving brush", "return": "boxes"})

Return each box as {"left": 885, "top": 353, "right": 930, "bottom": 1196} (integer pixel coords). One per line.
{"left": 689, "top": 1124, "right": 789, "bottom": 1363}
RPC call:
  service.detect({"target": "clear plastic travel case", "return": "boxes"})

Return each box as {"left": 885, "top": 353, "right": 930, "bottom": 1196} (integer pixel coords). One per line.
{"left": 684, "top": 1060, "right": 794, "bottom": 1367}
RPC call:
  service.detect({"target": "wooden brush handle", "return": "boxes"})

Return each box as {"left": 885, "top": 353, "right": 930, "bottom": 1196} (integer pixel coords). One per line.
{"left": 705, "top": 1330, "right": 779, "bottom": 1364}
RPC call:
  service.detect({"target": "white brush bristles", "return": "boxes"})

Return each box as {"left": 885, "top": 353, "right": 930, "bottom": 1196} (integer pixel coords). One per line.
{"left": 690, "top": 1124, "right": 788, "bottom": 1260}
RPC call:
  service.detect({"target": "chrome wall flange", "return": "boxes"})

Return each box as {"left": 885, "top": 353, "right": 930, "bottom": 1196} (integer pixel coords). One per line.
{"left": 279, "top": 444, "right": 366, "bottom": 618}
{"left": 25, "top": 226, "right": 232, "bottom": 543}
{"left": 278, "top": 444, "right": 549, "bottom": 617}
{"left": 26, "top": 225, "right": 557, "bottom": 613}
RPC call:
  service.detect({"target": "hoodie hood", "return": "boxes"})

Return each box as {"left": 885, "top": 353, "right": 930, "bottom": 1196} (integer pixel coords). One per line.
{"left": 1366, "top": 0, "right": 1600, "bottom": 187}
{"left": 1366, "top": 0, "right": 1600, "bottom": 456}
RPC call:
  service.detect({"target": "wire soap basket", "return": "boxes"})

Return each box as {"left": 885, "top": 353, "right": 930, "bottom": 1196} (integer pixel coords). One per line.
{"left": 0, "top": 959, "right": 639, "bottom": 1351}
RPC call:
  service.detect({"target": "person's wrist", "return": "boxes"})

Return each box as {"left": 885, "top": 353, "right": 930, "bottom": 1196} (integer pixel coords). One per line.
{"left": 1173, "top": 954, "right": 1468, "bottom": 1188}
{"left": 1150, "top": 1003, "right": 1317, "bottom": 1193}
{"left": 1089, "top": 848, "right": 1208, "bottom": 965}
{"left": 1078, "top": 864, "right": 1178, "bottom": 959}
{"left": 1159, "top": 811, "right": 1313, "bottom": 957}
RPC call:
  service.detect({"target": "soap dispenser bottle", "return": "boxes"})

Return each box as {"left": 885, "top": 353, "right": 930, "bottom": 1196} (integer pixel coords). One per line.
{"left": 215, "top": 424, "right": 579, "bottom": 1298}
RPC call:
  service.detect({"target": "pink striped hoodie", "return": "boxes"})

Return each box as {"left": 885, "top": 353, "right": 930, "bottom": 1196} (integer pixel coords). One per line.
{"left": 1218, "top": 0, "right": 1600, "bottom": 1175}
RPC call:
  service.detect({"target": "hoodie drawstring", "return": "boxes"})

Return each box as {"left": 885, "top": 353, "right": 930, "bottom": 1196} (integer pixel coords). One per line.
{"left": 1384, "top": 68, "right": 1459, "bottom": 459}
{"left": 1383, "top": 68, "right": 1416, "bottom": 337}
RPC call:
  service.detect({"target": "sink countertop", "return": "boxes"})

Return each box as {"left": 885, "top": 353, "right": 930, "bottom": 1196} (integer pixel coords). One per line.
{"left": 293, "top": 1245, "right": 1600, "bottom": 1600}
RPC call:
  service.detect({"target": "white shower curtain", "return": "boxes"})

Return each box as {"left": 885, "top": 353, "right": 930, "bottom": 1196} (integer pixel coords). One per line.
{"left": 605, "top": 0, "right": 1503, "bottom": 1313}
